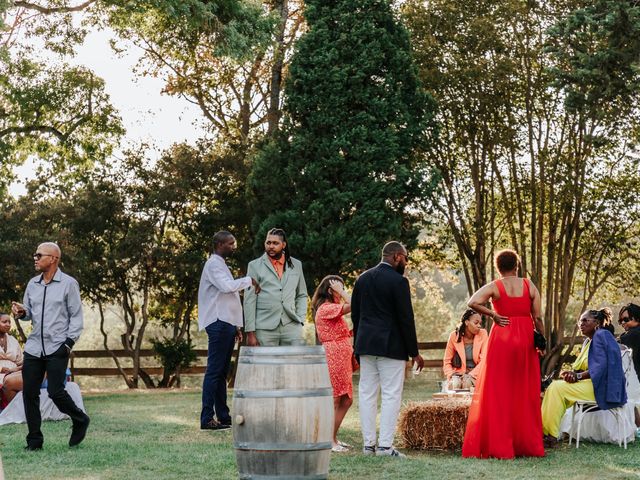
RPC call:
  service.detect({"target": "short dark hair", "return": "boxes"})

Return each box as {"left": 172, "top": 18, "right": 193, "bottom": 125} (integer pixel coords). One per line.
{"left": 495, "top": 249, "right": 520, "bottom": 274}
{"left": 382, "top": 241, "right": 405, "bottom": 258}
{"left": 620, "top": 303, "right": 640, "bottom": 322}
{"left": 212, "top": 231, "right": 234, "bottom": 250}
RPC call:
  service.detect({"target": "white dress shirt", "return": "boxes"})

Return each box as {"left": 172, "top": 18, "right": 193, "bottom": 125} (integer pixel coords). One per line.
{"left": 198, "top": 254, "right": 252, "bottom": 330}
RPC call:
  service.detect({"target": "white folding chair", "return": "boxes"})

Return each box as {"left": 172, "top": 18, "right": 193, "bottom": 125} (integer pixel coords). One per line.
{"left": 569, "top": 401, "right": 626, "bottom": 448}
{"left": 568, "top": 348, "right": 631, "bottom": 449}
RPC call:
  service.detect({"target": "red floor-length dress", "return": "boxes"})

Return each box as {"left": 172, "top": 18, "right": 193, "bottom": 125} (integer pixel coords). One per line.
{"left": 462, "top": 279, "right": 545, "bottom": 458}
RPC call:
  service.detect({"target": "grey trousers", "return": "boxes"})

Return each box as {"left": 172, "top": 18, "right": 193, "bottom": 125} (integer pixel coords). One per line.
{"left": 255, "top": 322, "right": 305, "bottom": 346}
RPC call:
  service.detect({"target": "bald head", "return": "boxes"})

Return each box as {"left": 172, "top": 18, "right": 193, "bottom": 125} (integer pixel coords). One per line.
{"left": 381, "top": 241, "right": 409, "bottom": 275}
{"left": 39, "top": 242, "right": 61, "bottom": 259}
{"left": 34, "top": 242, "right": 61, "bottom": 275}
{"left": 381, "top": 241, "right": 406, "bottom": 258}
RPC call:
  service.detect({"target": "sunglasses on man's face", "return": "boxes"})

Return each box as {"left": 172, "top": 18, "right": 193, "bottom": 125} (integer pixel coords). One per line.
{"left": 619, "top": 316, "right": 632, "bottom": 325}
{"left": 33, "top": 253, "right": 57, "bottom": 260}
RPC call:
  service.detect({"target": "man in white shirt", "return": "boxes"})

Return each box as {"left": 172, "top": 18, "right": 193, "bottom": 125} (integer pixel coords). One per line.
{"left": 198, "top": 231, "right": 258, "bottom": 430}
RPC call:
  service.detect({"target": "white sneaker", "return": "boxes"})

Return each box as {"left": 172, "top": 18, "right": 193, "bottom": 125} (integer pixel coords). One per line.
{"left": 332, "top": 444, "right": 349, "bottom": 453}
{"left": 363, "top": 445, "right": 376, "bottom": 455}
{"left": 375, "top": 446, "right": 406, "bottom": 458}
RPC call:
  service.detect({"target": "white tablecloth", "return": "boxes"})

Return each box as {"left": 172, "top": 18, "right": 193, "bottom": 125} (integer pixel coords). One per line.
{"left": 0, "top": 382, "right": 85, "bottom": 426}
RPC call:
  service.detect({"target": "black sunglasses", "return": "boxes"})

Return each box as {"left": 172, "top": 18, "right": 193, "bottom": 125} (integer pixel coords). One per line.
{"left": 33, "top": 253, "right": 58, "bottom": 260}
{"left": 619, "top": 317, "right": 632, "bottom": 324}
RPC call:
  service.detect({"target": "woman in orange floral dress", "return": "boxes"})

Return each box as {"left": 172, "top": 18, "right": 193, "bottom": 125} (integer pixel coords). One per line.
{"left": 312, "top": 275, "right": 353, "bottom": 453}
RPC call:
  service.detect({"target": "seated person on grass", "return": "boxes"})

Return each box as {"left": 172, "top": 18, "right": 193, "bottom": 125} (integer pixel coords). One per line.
{"left": 541, "top": 308, "right": 626, "bottom": 447}
{"left": 442, "top": 309, "right": 488, "bottom": 390}
{"left": 0, "top": 313, "right": 23, "bottom": 406}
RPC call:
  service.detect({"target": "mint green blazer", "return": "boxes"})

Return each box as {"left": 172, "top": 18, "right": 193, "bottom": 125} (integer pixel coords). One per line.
{"left": 243, "top": 253, "right": 308, "bottom": 332}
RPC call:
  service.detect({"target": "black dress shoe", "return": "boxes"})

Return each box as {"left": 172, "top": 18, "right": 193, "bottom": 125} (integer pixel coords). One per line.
{"left": 24, "top": 445, "right": 43, "bottom": 451}
{"left": 69, "top": 414, "right": 90, "bottom": 447}
{"left": 201, "top": 419, "right": 231, "bottom": 431}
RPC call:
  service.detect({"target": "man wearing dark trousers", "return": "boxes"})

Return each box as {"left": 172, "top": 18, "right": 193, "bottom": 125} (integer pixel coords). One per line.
{"left": 198, "top": 231, "right": 259, "bottom": 430}
{"left": 12, "top": 242, "right": 89, "bottom": 450}
{"left": 351, "top": 241, "right": 424, "bottom": 458}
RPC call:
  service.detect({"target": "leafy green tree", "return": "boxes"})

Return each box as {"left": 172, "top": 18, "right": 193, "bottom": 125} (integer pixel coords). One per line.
{"left": 1, "top": 0, "right": 274, "bottom": 193}
{"left": 547, "top": 0, "right": 640, "bottom": 122}
{"left": 102, "top": 0, "right": 273, "bottom": 59}
{"left": 0, "top": 1, "right": 124, "bottom": 193}
{"left": 0, "top": 59, "right": 124, "bottom": 174}
{"left": 150, "top": 337, "right": 197, "bottom": 388}
{"left": 0, "top": 138, "right": 253, "bottom": 388}
{"left": 0, "top": 194, "right": 48, "bottom": 342}
{"left": 402, "top": 0, "right": 526, "bottom": 295}
{"left": 101, "top": 0, "right": 282, "bottom": 144}
{"left": 128, "top": 141, "right": 253, "bottom": 381}
{"left": 404, "top": 0, "right": 640, "bottom": 376}
{"left": 65, "top": 142, "right": 252, "bottom": 388}
{"left": 249, "top": 0, "right": 437, "bottom": 286}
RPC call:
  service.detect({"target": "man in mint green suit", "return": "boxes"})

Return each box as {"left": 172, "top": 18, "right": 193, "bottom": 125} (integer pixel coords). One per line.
{"left": 244, "top": 228, "right": 308, "bottom": 346}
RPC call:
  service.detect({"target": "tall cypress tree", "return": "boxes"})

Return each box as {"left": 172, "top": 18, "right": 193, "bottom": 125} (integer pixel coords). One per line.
{"left": 249, "top": 0, "right": 437, "bottom": 286}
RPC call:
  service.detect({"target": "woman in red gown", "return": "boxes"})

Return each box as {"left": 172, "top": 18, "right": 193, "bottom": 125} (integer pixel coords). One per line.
{"left": 462, "top": 249, "right": 545, "bottom": 458}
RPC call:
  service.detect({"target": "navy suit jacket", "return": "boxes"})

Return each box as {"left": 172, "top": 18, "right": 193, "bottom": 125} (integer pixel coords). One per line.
{"left": 588, "top": 328, "right": 627, "bottom": 410}
{"left": 351, "top": 263, "right": 419, "bottom": 361}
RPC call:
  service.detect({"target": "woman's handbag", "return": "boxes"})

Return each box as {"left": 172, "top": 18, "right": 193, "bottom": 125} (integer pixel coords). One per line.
{"left": 534, "top": 330, "right": 547, "bottom": 351}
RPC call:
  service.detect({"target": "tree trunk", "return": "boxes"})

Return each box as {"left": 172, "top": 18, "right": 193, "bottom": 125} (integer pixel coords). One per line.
{"left": 266, "top": 0, "right": 289, "bottom": 135}
{"left": 97, "top": 301, "right": 136, "bottom": 389}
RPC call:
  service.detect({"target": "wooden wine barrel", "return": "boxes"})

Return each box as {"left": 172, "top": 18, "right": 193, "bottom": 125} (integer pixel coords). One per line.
{"left": 232, "top": 346, "right": 334, "bottom": 480}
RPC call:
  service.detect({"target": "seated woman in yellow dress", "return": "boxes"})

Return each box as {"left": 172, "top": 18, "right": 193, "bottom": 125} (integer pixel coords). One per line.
{"left": 541, "top": 308, "right": 627, "bottom": 446}
{"left": 442, "top": 309, "right": 488, "bottom": 389}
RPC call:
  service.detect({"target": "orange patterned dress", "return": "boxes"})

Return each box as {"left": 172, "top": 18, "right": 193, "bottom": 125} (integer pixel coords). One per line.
{"left": 315, "top": 302, "right": 353, "bottom": 399}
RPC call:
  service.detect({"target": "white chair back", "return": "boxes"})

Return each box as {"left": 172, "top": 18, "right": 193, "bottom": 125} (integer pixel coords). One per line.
{"left": 621, "top": 346, "right": 640, "bottom": 406}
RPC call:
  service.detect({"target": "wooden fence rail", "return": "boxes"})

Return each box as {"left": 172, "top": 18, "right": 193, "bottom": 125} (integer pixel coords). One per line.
{"left": 69, "top": 343, "right": 448, "bottom": 378}
{"left": 69, "top": 338, "right": 570, "bottom": 378}
{"left": 69, "top": 349, "right": 209, "bottom": 377}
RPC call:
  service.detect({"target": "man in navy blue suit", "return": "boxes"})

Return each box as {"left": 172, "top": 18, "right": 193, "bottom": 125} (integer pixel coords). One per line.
{"left": 351, "top": 241, "right": 424, "bottom": 458}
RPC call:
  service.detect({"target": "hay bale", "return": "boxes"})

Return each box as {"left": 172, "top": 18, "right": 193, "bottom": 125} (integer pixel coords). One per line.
{"left": 398, "top": 398, "right": 471, "bottom": 451}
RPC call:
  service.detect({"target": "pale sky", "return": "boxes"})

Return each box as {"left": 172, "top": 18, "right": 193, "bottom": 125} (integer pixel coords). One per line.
{"left": 10, "top": 27, "right": 207, "bottom": 196}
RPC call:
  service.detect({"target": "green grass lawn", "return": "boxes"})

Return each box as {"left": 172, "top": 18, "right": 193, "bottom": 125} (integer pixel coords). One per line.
{"left": 1, "top": 376, "right": 639, "bottom": 480}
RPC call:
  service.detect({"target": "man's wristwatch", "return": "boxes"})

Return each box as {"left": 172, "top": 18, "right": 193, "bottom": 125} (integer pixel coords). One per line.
{"left": 576, "top": 372, "right": 583, "bottom": 381}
